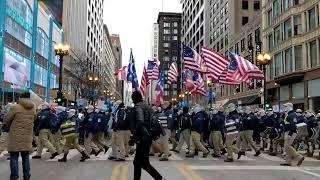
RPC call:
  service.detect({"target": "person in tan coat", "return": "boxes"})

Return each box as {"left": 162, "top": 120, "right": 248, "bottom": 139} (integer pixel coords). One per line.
{"left": 4, "top": 92, "right": 36, "bottom": 180}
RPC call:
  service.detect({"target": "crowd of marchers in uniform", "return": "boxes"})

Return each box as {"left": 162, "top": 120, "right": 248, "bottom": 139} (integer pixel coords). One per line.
{"left": 1, "top": 91, "right": 320, "bottom": 180}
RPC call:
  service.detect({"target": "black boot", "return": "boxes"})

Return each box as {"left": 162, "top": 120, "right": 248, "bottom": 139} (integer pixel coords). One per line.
{"left": 104, "top": 146, "right": 109, "bottom": 153}
{"left": 80, "top": 151, "right": 90, "bottom": 162}
{"left": 58, "top": 153, "right": 68, "bottom": 162}
{"left": 50, "top": 152, "right": 59, "bottom": 159}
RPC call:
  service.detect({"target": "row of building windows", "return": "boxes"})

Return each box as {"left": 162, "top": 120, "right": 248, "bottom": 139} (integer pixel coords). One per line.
{"left": 267, "top": 6, "right": 319, "bottom": 51}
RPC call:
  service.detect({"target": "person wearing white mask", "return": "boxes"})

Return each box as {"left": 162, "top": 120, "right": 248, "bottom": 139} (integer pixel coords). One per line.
{"left": 280, "top": 103, "right": 304, "bottom": 166}
{"left": 304, "top": 110, "right": 318, "bottom": 157}
{"left": 209, "top": 105, "right": 226, "bottom": 157}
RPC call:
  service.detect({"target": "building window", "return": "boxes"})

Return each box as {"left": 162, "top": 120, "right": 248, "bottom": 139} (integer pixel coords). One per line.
{"left": 163, "top": 35, "right": 170, "bottom": 41}
{"left": 164, "top": 22, "right": 170, "bottom": 27}
{"left": 294, "top": 45, "right": 303, "bottom": 70}
{"left": 294, "top": 15, "right": 302, "bottom": 35}
{"left": 225, "top": 18, "right": 229, "bottom": 29}
{"left": 309, "top": 7, "right": 317, "bottom": 30}
{"left": 310, "top": 40, "right": 318, "bottom": 67}
{"left": 255, "top": 28, "right": 260, "bottom": 43}
{"left": 220, "top": 8, "right": 224, "bottom": 19}
{"left": 284, "top": 48, "right": 292, "bottom": 73}
{"left": 165, "top": 91, "right": 169, "bottom": 96}
{"left": 235, "top": 43, "right": 239, "bottom": 54}
{"left": 284, "top": 18, "right": 292, "bottom": 39}
{"left": 164, "top": 29, "right": 170, "bottom": 34}
{"left": 225, "top": 2, "right": 228, "bottom": 14}
{"left": 241, "top": 38, "right": 245, "bottom": 52}
{"left": 242, "top": 16, "right": 249, "bottom": 25}
{"left": 173, "top": 22, "right": 178, "bottom": 27}
{"left": 225, "top": 34, "right": 228, "bottom": 46}
{"left": 247, "top": 33, "right": 252, "bottom": 48}
{"left": 254, "top": 1, "right": 260, "bottom": 10}
{"left": 220, "top": 24, "right": 224, "bottom": 34}
{"left": 173, "top": 29, "right": 178, "bottom": 34}
{"left": 268, "top": 34, "right": 273, "bottom": 51}
{"left": 220, "top": 38, "right": 224, "bottom": 49}
{"left": 274, "top": 52, "right": 282, "bottom": 76}
{"left": 273, "top": 0, "right": 281, "bottom": 17}
{"left": 242, "top": 0, "right": 248, "bottom": 10}
{"left": 284, "top": 0, "right": 293, "bottom": 10}
{"left": 163, "top": 56, "right": 170, "bottom": 61}
{"left": 173, "top": 35, "right": 178, "bottom": 40}
{"left": 274, "top": 25, "right": 281, "bottom": 45}
{"left": 267, "top": 10, "right": 272, "bottom": 26}
{"left": 163, "top": 43, "right": 170, "bottom": 48}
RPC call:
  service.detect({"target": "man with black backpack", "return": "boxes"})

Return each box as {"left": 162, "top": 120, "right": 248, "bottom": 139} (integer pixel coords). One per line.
{"left": 109, "top": 102, "right": 128, "bottom": 161}
{"left": 173, "top": 106, "right": 191, "bottom": 154}
{"left": 130, "top": 91, "right": 164, "bottom": 180}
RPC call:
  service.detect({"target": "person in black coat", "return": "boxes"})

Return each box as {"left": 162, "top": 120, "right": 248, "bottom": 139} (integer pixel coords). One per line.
{"left": 209, "top": 106, "right": 225, "bottom": 157}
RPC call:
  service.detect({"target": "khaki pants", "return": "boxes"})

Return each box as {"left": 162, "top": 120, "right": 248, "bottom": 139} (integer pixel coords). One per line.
{"left": 170, "top": 130, "right": 178, "bottom": 150}
{"left": 242, "top": 130, "right": 258, "bottom": 152}
{"left": 37, "top": 129, "right": 57, "bottom": 156}
{"left": 284, "top": 132, "right": 303, "bottom": 164}
{"left": 159, "top": 129, "right": 170, "bottom": 158}
{"left": 176, "top": 129, "right": 190, "bottom": 152}
{"left": 0, "top": 132, "right": 8, "bottom": 154}
{"left": 210, "top": 131, "right": 224, "bottom": 155}
{"left": 236, "top": 131, "right": 247, "bottom": 150}
{"left": 93, "top": 132, "right": 107, "bottom": 150}
{"left": 226, "top": 133, "right": 239, "bottom": 159}
{"left": 64, "top": 136, "right": 86, "bottom": 155}
{"left": 84, "top": 133, "right": 99, "bottom": 154}
{"left": 190, "top": 131, "right": 208, "bottom": 155}
{"left": 123, "top": 130, "right": 132, "bottom": 155}
{"left": 52, "top": 130, "right": 64, "bottom": 154}
{"left": 110, "top": 131, "right": 126, "bottom": 159}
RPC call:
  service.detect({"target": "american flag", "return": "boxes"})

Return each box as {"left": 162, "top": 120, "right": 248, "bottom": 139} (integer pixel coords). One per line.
{"left": 156, "top": 72, "right": 165, "bottom": 107}
{"left": 219, "top": 67, "right": 241, "bottom": 85}
{"left": 201, "top": 47, "right": 229, "bottom": 81}
{"left": 127, "top": 50, "right": 139, "bottom": 90}
{"left": 140, "top": 64, "right": 150, "bottom": 97}
{"left": 183, "top": 45, "right": 204, "bottom": 72}
{"left": 194, "top": 72, "right": 206, "bottom": 96}
{"left": 184, "top": 69, "right": 197, "bottom": 93}
{"left": 227, "top": 52, "right": 264, "bottom": 83}
{"left": 168, "top": 62, "right": 178, "bottom": 84}
{"left": 147, "top": 60, "right": 159, "bottom": 80}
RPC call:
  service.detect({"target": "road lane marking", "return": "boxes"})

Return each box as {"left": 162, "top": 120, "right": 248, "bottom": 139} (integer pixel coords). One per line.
{"left": 174, "top": 163, "right": 193, "bottom": 180}
{"left": 297, "top": 169, "right": 320, "bottom": 178}
{"left": 121, "top": 163, "right": 129, "bottom": 180}
{"left": 110, "top": 163, "right": 123, "bottom": 180}
{"left": 182, "top": 163, "right": 203, "bottom": 180}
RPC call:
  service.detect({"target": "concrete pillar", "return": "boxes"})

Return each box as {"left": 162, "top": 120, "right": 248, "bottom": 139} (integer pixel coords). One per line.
{"left": 30, "top": 0, "right": 39, "bottom": 90}
{"left": 0, "top": 0, "right": 7, "bottom": 86}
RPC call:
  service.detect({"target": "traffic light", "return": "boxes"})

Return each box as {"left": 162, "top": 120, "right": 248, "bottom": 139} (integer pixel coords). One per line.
{"left": 265, "top": 102, "right": 271, "bottom": 109}
{"left": 57, "top": 91, "right": 63, "bottom": 105}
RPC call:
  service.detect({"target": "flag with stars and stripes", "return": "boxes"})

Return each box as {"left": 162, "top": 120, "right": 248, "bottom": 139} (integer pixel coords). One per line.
{"left": 140, "top": 64, "right": 150, "bottom": 97}
{"left": 183, "top": 45, "right": 204, "bottom": 72}
{"left": 147, "top": 60, "right": 159, "bottom": 80}
{"left": 168, "top": 62, "right": 178, "bottom": 84}
{"left": 156, "top": 72, "right": 165, "bottom": 107}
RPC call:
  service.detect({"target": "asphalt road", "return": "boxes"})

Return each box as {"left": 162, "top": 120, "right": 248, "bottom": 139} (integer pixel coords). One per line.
{"left": 1, "top": 149, "right": 320, "bottom": 180}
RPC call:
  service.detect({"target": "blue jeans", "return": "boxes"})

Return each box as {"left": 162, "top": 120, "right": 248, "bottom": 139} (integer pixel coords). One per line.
{"left": 9, "top": 151, "right": 30, "bottom": 180}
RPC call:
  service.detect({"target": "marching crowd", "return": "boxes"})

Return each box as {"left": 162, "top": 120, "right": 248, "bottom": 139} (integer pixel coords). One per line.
{"left": 1, "top": 91, "right": 320, "bottom": 179}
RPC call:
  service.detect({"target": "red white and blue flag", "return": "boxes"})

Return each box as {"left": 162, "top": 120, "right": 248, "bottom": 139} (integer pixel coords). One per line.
{"left": 226, "top": 52, "right": 264, "bottom": 83}
{"left": 127, "top": 50, "right": 139, "bottom": 90}
{"left": 168, "top": 62, "right": 178, "bottom": 84}
{"left": 140, "top": 64, "right": 150, "bottom": 97}
{"left": 183, "top": 45, "right": 204, "bottom": 72}
{"left": 156, "top": 72, "right": 165, "bottom": 107}
{"left": 147, "top": 60, "right": 159, "bottom": 80}
{"left": 201, "top": 47, "right": 229, "bottom": 81}
{"left": 115, "top": 66, "right": 127, "bottom": 81}
{"left": 194, "top": 72, "right": 206, "bottom": 96}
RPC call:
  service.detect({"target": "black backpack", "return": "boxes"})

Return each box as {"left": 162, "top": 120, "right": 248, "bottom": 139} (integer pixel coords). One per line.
{"left": 147, "top": 107, "right": 165, "bottom": 140}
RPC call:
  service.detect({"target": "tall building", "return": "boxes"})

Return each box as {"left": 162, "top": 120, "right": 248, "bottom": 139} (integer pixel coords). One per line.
{"left": 209, "top": 0, "right": 263, "bottom": 107}
{"left": 102, "top": 25, "right": 116, "bottom": 98}
{"left": 262, "top": 0, "right": 320, "bottom": 112}
{"left": 147, "top": 23, "right": 159, "bottom": 104}
{"left": 157, "top": 12, "right": 182, "bottom": 101}
{"left": 0, "top": 0, "right": 63, "bottom": 105}
{"left": 62, "top": 0, "right": 104, "bottom": 85}
{"left": 181, "top": 0, "right": 208, "bottom": 51}
{"left": 110, "top": 34, "right": 123, "bottom": 100}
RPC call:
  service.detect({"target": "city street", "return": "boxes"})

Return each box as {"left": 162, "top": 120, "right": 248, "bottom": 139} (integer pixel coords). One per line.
{"left": 1, "top": 149, "right": 320, "bottom": 180}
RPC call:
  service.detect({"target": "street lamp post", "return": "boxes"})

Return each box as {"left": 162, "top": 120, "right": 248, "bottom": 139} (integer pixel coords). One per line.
{"left": 257, "top": 53, "right": 272, "bottom": 109}
{"left": 89, "top": 76, "right": 99, "bottom": 106}
{"left": 54, "top": 43, "right": 69, "bottom": 105}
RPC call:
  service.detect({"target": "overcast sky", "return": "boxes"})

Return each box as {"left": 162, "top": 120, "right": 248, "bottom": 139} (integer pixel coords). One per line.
{"left": 103, "top": 0, "right": 181, "bottom": 80}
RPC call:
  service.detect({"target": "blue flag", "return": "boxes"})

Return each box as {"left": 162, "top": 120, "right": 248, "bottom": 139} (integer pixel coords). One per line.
{"left": 127, "top": 49, "right": 139, "bottom": 91}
